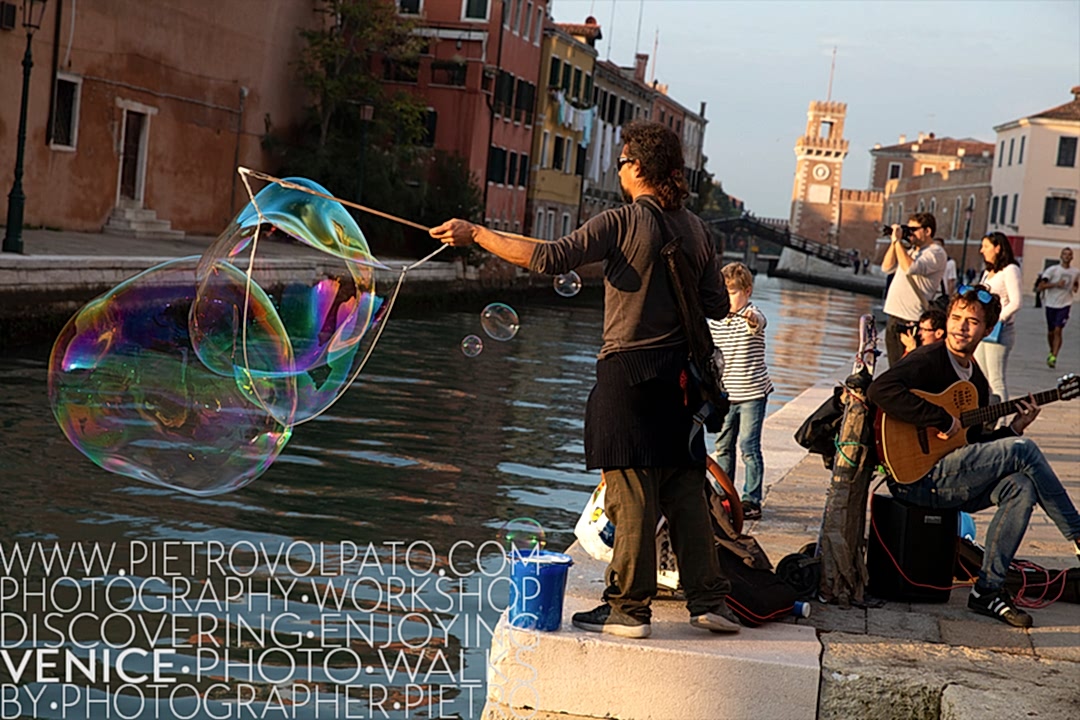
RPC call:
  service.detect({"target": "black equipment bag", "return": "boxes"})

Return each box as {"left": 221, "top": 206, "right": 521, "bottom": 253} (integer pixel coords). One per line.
{"left": 793, "top": 384, "right": 845, "bottom": 469}
{"left": 706, "top": 483, "right": 799, "bottom": 626}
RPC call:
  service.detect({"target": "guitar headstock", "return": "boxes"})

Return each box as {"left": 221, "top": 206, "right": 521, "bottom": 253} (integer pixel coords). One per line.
{"left": 1058, "top": 374, "right": 1080, "bottom": 402}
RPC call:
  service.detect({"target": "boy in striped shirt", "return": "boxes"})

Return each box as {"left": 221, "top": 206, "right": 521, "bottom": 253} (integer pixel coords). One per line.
{"left": 708, "top": 262, "right": 773, "bottom": 520}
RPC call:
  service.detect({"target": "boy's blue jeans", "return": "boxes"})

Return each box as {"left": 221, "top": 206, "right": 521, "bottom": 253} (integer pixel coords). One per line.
{"left": 714, "top": 396, "right": 767, "bottom": 504}
{"left": 887, "top": 435, "right": 1080, "bottom": 591}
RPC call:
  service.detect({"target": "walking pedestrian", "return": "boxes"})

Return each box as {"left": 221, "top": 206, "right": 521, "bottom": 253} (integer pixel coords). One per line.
{"left": 973, "top": 232, "right": 1022, "bottom": 404}
{"left": 1036, "top": 247, "right": 1079, "bottom": 368}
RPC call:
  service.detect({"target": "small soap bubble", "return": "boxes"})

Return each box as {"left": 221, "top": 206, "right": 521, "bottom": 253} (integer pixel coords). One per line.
{"left": 553, "top": 271, "right": 582, "bottom": 298}
{"left": 481, "top": 303, "right": 520, "bottom": 342}
{"left": 497, "top": 517, "right": 546, "bottom": 560}
{"left": 461, "top": 334, "right": 484, "bottom": 357}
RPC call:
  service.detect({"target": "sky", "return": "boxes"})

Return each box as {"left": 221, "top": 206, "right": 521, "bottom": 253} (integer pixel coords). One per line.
{"left": 549, "top": 0, "right": 1080, "bottom": 219}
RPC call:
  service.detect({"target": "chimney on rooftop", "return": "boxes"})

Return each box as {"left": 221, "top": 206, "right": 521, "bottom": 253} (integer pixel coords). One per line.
{"left": 1072, "top": 85, "right": 1080, "bottom": 100}
{"left": 917, "top": 132, "right": 927, "bottom": 142}
{"left": 634, "top": 53, "right": 649, "bottom": 83}
{"left": 700, "top": 101, "right": 707, "bottom": 118}
{"left": 899, "top": 134, "right": 907, "bottom": 144}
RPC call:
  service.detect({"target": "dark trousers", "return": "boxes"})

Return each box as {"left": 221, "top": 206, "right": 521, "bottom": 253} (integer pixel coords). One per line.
{"left": 885, "top": 314, "right": 916, "bottom": 368}
{"left": 602, "top": 467, "right": 731, "bottom": 620}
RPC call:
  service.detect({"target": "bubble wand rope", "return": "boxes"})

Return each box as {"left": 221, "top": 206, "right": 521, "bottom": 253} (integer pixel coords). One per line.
{"left": 234, "top": 168, "right": 491, "bottom": 426}
{"left": 237, "top": 167, "right": 549, "bottom": 247}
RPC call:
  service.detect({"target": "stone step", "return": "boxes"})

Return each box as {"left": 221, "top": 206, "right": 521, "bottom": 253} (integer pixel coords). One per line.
{"left": 102, "top": 226, "right": 186, "bottom": 241}
{"left": 482, "top": 543, "right": 821, "bottom": 720}
{"left": 108, "top": 207, "right": 159, "bottom": 222}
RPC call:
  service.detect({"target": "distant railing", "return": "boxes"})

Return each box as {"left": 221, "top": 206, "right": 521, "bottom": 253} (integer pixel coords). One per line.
{"left": 707, "top": 215, "right": 853, "bottom": 267}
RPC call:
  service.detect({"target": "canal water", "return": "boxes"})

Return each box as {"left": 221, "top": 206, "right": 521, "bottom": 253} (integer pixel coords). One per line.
{"left": 0, "top": 275, "right": 872, "bottom": 719}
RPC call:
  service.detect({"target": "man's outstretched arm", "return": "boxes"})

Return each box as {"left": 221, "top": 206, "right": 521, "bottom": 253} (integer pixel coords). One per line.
{"left": 430, "top": 219, "right": 537, "bottom": 269}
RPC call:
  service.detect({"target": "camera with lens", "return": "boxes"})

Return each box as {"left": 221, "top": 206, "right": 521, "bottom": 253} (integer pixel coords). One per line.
{"left": 881, "top": 224, "right": 917, "bottom": 246}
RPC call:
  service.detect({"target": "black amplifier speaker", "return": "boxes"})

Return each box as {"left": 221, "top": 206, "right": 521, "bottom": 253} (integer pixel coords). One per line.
{"left": 867, "top": 494, "right": 958, "bottom": 603}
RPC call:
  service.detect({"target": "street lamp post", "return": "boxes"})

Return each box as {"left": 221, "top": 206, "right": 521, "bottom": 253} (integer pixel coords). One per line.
{"left": 3, "top": 0, "right": 49, "bottom": 255}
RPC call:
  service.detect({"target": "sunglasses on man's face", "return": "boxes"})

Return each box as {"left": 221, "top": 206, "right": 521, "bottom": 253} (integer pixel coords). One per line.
{"left": 617, "top": 156, "right": 635, "bottom": 171}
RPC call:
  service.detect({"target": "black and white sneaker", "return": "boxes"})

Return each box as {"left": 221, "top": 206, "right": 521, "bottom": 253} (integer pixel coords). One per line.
{"left": 741, "top": 501, "right": 762, "bottom": 521}
{"left": 968, "top": 585, "right": 1033, "bottom": 628}
{"left": 689, "top": 600, "right": 741, "bottom": 633}
{"left": 572, "top": 604, "right": 651, "bottom": 638}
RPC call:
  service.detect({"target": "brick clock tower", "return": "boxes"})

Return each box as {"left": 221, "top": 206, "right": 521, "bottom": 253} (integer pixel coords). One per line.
{"left": 789, "top": 101, "right": 849, "bottom": 243}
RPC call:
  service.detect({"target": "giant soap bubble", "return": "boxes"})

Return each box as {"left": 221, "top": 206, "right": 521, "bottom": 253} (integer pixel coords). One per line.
{"left": 48, "top": 257, "right": 292, "bottom": 496}
{"left": 191, "top": 178, "right": 388, "bottom": 426}
{"left": 49, "top": 175, "right": 395, "bottom": 496}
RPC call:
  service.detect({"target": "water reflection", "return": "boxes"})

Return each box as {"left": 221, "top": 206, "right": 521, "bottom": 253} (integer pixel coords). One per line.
{"left": 0, "top": 277, "right": 872, "bottom": 718}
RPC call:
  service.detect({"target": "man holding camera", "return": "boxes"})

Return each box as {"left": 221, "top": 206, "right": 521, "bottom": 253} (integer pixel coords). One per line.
{"left": 880, "top": 213, "right": 948, "bottom": 367}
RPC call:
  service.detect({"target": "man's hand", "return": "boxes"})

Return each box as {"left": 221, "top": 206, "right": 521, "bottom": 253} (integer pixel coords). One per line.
{"left": 900, "top": 327, "right": 917, "bottom": 353}
{"left": 890, "top": 224, "right": 904, "bottom": 244}
{"left": 429, "top": 219, "right": 478, "bottom": 247}
{"left": 937, "top": 415, "right": 962, "bottom": 440}
{"left": 1009, "top": 395, "right": 1041, "bottom": 435}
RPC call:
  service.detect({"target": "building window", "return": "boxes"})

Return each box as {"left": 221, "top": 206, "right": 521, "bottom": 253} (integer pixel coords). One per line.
{"left": 535, "top": 208, "right": 545, "bottom": 238}
{"left": 421, "top": 109, "right": 436, "bottom": 147}
{"left": 917, "top": 199, "right": 925, "bottom": 213}
{"left": 1010, "top": 194, "right": 1018, "bottom": 225}
{"left": 540, "top": 131, "right": 550, "bottom": 167}
{"left": 922, "top": 166, "right": 935, "bottom": 175}
{"left": 1057, "top": 136, "right": 1078, "bottom": 167}
{"left": 561, "top": 63, "right": 572, "bottom": 93}
{"left": 548, "top": 57, "right": 561, "bottom": 88}
{"left": 507, "top": 153, "right": 518, "bottom": 187}
{"left": 493, "top": 71, "right": 514, "bottom": 116}
{"left": 952, "top": 197, "right": 961, "bottom": 237}
{"left": 572, "top": 67, "right": 582, "bottom": 99}
{"left": 1018, "top": 135, "right": 1025, "bottom": 164}
{"left": 514, "top": 80, "right": 535, "bottom": 125}
{"left": 510, "top": 0, "right": 521, "bottom": 32}
{"left": 553, "top": 136, "right": 565, "bottom": 170}
{"left": 990, "top": 196, "right": 999, "bottom": 224}
{"left": 999, "top": 195, "right": 1007, "bottom": 226}
{"left": 463, "top": 0, "right": 489, "bottom": 21}
{"left": 998, "top": 140, "right": 1004, "bottom": 167}
{"left": 546, "top": 209, "right": 555, "bottom": 239}
{"left": 383, "top": 58, "right": 419, "bottom": 83}
{"left": 929, "top": 197, "right": 936, "bottom": 214}
{"left": 965, "top": 196, "right": 975, "bottom": 240}
{"left": 524, "top": 2, "right": 533, "bottom": 40}
{"left": 575, "top": 145, "right": 586, "bottom": 176}
{"left": 487, "top": 146, "right": 507, "bottom": 184}
{"left": 431, "top": 60, "right": 466, "bottom": 86}
{"left": 1007, "top": 137, "right": 1014, "bottom": 165}
{"left": 534, "top": 8, "right": 543, "bottom": 43}
{"left": 887, "top": 204, "right": 894, "bottom": 225}
{"left": 397, "top": 0, "right": 421, "bottom": 13}
{"left": 561, "top": 213, "right": 571, "bottom": 237}
{"left": 50, "top": 75, "right": 81, "bottom": 149}
{"left": 1044, "top": 196, "right": 1076, "bottom": 226}
{"left": 888, "top": 162, "right": 902, "bottom": 180}
{"left": 820, "top": 121, "right": 833, "bottom": 139}
{"left": 564, "top": 140, "right": 573, "bottom": 174}
{"left": 518, "top": 153, "right": 529, "bottom": 186}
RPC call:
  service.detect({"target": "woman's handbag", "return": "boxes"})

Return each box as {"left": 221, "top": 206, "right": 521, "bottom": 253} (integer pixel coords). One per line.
{"left": 983, "top": 320, "right": 1004, "bottom": 344}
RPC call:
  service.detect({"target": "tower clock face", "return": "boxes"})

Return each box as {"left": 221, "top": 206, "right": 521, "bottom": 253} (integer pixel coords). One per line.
{"left": 812, "top": 164, "right": 831, "bottom": 181}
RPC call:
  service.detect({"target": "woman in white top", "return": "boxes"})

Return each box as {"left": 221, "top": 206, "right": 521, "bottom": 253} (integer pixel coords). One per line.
{"left": 974, "top": 231, "right": 1023, "bottom": 404}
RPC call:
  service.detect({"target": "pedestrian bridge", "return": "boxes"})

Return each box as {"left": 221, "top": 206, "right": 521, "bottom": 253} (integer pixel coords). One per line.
{"left": 708, "top": 215, "right": 855, "bottom": 268}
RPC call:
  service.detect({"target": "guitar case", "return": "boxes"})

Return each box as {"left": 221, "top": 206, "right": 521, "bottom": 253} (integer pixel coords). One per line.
{"left": 955, "top": 537, "right": 1080, "bottom": 604}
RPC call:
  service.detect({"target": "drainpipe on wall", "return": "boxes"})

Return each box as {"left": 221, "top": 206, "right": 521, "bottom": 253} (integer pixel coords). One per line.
{"left": 229, "top": 86, "right": 249, "bottom": 220}
{"left": 481, "top": 0, "right": 506, "bottom": 226}
{"left": 45, "top": 0, "right": 64, "bottom": 145}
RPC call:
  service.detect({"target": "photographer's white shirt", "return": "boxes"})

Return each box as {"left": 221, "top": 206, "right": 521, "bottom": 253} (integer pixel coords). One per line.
{"left": 883, "top": 243, "right": 948, "bottom": 322}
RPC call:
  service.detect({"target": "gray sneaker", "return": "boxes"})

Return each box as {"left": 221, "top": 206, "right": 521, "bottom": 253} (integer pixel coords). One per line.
{"left": 690, "top": 600, "right": 741, "bottom": 633}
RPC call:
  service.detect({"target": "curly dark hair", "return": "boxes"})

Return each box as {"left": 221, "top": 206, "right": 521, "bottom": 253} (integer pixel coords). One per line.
{"left": 621, "top": 121, "right": 689, "bottom": 210}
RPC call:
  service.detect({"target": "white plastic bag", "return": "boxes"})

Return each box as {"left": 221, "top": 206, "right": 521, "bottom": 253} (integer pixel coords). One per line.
{"left": 573, "top": 478, "right": 680, "bottom": 590}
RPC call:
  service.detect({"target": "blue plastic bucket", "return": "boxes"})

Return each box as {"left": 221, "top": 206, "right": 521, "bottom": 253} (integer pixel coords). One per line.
{"left": 508, "top": 550, "right": 574, "bottom": 632}
{"left": 958, "top": 512, "right": 976, "bottom": 542}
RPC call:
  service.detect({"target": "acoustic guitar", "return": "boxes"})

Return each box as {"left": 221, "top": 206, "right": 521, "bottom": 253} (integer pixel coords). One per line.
{"left": 877, "top": 374, "right": 1079, "bottom": 485}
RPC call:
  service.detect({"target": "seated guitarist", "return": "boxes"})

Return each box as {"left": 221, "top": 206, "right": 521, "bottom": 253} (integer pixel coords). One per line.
{"left": 868, "top": 285, "right": 1080, "bottom": 628}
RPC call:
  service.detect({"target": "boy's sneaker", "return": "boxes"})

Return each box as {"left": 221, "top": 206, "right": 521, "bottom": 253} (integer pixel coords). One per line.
{"left": 1048, "top": 353, "right": 1057, "bottom": 368}
{"left": 689, "top": 600, "right": 741, "bottom": 633}
{"left": 968, "top": 585, "right": 1032, "bottom": 628}
{"left": 741, "top": 500, "right": 762, "bottom": 521}
{"left": 571, "top": 604, "right": 651, "bottom": 638}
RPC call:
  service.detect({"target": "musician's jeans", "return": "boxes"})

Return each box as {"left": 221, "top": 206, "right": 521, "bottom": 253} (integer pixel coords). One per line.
{"left": 888, "top": 435, "right": 1080, "bottom": 591}
{"left": 713, "top": 396, "right": 767, "bottom": 504}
